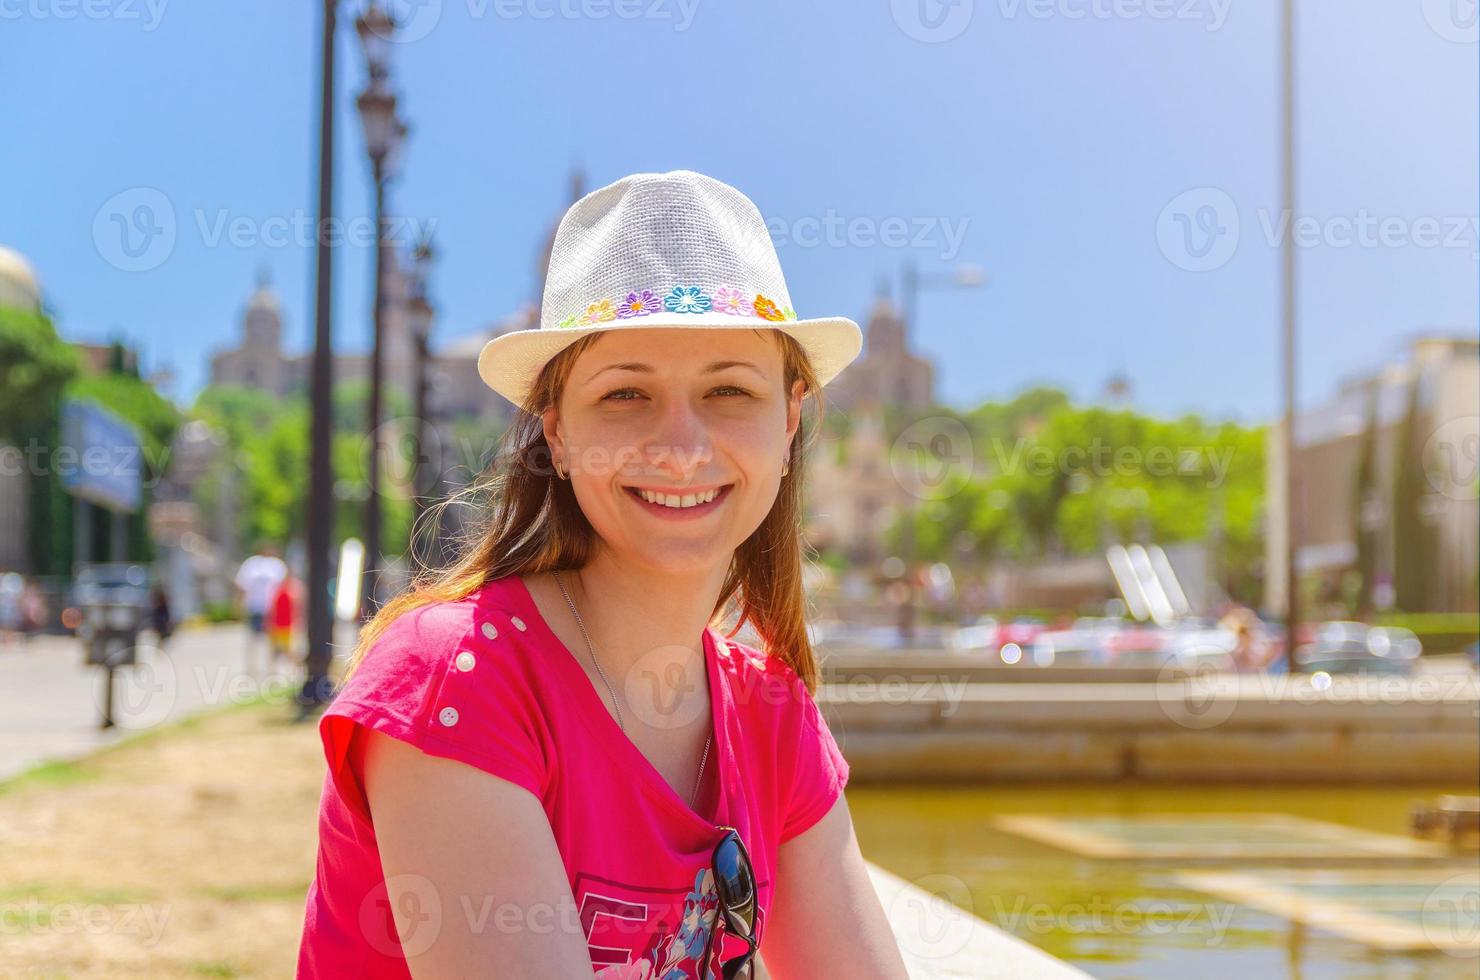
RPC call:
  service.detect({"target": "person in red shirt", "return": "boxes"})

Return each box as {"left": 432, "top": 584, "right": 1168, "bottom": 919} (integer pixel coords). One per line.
{"left": 298, "top": 171, "right": 908, "bottom": 979}
{"left": 268, "top": 575, "right": 301, "bottom": 664}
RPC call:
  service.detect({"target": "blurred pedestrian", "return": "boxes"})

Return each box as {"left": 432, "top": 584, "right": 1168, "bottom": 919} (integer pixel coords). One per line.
{"left": 20, "top": 578, "right": 47, "bottom": 641}
{"left": 0, "top": 573, "right": 22, "bottom": 645}
{"left": 1221, "top": 606, "right": 1276, "bottom": 673}
{"left": 150, "top": 583, "right": 174, "bottom": 647}
{"left": 268, "top": 573, "right": 302, "bottom": 666}
{"left": 235, "top": 541, "right": 287, "bottom": 677}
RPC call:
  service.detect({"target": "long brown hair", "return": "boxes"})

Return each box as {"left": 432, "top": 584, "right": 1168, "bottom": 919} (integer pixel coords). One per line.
{"left": 346, "top": 329, "right": 829, "bottom": 691}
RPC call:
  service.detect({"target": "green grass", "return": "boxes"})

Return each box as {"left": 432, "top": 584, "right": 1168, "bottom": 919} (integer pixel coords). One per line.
{"left": 0, "top": 696, "right": 293, "bottom": 800}
{"left": 0, "top": 758, "right": 98, "bottom": 798}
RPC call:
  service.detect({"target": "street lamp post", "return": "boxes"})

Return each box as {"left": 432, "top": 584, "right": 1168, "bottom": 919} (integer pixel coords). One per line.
{"left": 896, "top": 259, "right": 985, "bottom": 572}
{"left": 403, "top": 238, "right": 436, "bottom": 532}
{"left": 301, "top": 0, "right": 338, "bottom": 713}
{"left": 900, "top": 259, "right": 986, "bottom": 343}
{"left": 355, "top": 2, "right": 406, "bottom": 619}
{"left": 1280, "top": 0, "right": 1301, "bottom": 671}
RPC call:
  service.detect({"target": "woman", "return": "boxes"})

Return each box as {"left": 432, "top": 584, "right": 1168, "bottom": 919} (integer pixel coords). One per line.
{"left": 298, "top": 170, "right": 909, "bottom": 978}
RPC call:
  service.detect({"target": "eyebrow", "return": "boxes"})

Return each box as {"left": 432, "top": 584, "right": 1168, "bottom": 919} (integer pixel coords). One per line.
{"left": 583, "top": 360, "right": 766, "bottom": 385}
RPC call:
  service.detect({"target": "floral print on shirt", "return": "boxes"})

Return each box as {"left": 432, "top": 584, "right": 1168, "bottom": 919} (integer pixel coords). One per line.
{"left": 592, "top": 866, "right": 723, "bottom": 980}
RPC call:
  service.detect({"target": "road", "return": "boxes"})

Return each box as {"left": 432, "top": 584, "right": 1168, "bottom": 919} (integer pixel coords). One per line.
{"left": 0, "top": 623, "right": 313, "bottom": 782}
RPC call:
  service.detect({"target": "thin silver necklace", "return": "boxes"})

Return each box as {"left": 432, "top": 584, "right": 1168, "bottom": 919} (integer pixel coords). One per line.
{"left": 554, "top": 571, "right": 712, "bottom": 809}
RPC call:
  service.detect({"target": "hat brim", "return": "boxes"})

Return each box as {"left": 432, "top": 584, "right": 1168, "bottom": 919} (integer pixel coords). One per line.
{"left": 476, "top": 315, "right": 863, "bottom": 409}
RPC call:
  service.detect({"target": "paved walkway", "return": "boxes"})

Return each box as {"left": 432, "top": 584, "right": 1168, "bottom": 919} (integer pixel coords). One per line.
{"left": 0, "top": 623, "right": 303, "bottom": 782}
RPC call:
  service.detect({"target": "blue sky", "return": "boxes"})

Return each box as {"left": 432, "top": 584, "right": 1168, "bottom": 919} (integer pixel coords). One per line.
{"left": 2, "top": 0, "right": 1475, "bottom": 424}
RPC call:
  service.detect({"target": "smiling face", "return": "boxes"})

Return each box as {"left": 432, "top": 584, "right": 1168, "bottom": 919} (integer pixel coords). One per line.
{"left": 543, "top": 327, "right": 805, "bottom": 576}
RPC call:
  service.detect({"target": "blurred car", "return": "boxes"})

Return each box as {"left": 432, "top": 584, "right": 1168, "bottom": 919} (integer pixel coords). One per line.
{"left": 1100, "top": 623, "right": 1171, "bottom": 667}
{"left": 946, "top": 616, "right": 998, "bottom": 654}
{"left": 996, "top": 617, "right": 1046, "bottom": 649}
{"left": 1296, "top": 621, "right": 1422, "bottom": 674}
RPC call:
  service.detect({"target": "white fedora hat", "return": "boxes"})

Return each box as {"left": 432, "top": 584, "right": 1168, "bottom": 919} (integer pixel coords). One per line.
{"left": 477, "top": 170, "right": 863, "bottom": 408}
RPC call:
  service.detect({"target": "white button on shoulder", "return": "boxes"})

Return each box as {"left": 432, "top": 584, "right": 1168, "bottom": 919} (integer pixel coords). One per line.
{"left": 510, "top": 615, "right": 527, "bottom": 632}
{"left": 455, "top": 651, "right": 476, "bottom": 672}
{"left": 481, "top": 622, "right": 498, "bottom": 640}
{"left": 438, "top": 706, "right": 460, "bottom": 727}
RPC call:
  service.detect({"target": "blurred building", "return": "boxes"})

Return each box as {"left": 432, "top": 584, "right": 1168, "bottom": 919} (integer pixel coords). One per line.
{"left": 207, "top": 175, "right": 609, "bottom": 430}
{"left": 0, "top": 245, "right": 42, "bottom": 313}
{"left": 807, "top": 404, "right": 901, "bottom": 563}
{"left": 0, "top": 246, "right": 43, "bottom": 573}
{"left": 208, "top": 263, "right": 504, "bottom": 425}
{"left": 1264, "top": 334, "right": 1480, "bottom": 614}
{"left": 805, "top": 293, "right": 943, "bottom": 563}
{"left": 823, "top": 293, "right": 936, "bottom": 414}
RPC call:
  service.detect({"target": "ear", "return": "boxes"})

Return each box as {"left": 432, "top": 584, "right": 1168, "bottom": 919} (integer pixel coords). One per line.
{"left": 784, "top": 378, "right": 806, "bottom": 449}
{"left": 541, "top": 406, "right": 564, "bottom": 466}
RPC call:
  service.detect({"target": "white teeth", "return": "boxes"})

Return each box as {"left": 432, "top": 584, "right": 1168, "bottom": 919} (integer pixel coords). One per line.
{"left": 637, "top": 487, "right": 720, "bottom": 508}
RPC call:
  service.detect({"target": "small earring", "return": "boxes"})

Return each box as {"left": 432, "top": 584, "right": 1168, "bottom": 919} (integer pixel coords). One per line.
{"left": 555, "top": 459, "right": 567, "bottom": 480}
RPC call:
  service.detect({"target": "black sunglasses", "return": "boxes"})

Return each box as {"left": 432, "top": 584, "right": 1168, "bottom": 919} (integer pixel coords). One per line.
{"left": 706, "top": 825, "right": 757, "bottom": 980}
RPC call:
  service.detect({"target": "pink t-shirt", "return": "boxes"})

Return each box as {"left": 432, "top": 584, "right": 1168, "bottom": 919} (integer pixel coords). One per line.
{"left": 297, "top": 573, "right": 850, "bottom": 978}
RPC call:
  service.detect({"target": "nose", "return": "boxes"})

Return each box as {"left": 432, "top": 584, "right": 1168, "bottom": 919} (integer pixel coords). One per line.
{"left": 644, "top": 398, "right": 713, "bottom": 482}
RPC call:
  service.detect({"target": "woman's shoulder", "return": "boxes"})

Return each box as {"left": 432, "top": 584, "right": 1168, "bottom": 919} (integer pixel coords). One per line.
{"left": 347, "top": 576, "right": 537, "bottom": 690}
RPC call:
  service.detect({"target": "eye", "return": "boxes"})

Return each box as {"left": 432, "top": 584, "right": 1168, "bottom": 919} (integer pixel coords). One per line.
{"left": 601, "top": 388, "right": 643, "bottom": 401}
{"left": 711, "top": 385, "right": 752, "bottom": 397}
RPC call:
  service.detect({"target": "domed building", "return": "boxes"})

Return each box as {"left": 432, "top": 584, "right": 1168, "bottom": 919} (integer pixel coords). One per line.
{"left": 207, "top": 172, "right": 598, "bottom": 431}
{"left": 0, "top": 245, "right": 43, "bottom": 313}
{"left": 0, "top": 246, "right": 43, "bottom": 574}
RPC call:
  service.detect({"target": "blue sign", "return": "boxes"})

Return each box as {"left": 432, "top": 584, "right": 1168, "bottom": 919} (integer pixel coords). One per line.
{"left": 59, "top": 399, "right": 143, "bottom": 513}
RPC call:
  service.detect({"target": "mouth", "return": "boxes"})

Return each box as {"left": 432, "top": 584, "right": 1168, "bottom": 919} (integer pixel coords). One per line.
{"left": 623, "top": 483, "right": 733, "bottom": 519}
